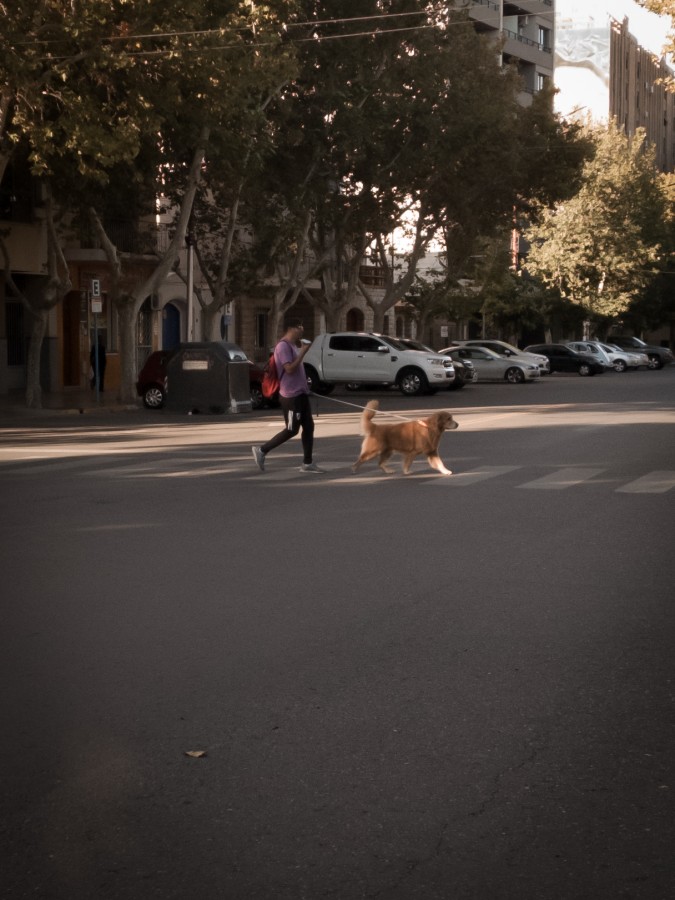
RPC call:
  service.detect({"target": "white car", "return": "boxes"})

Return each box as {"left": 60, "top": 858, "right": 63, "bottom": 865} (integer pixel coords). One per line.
{"left": 442, "top": 345, "right": 540, "bottom": 383}
{"left": 599, "top": 342, "right": 650, "bottom": 371}
{"left": 303, "top": 332, "right": 456, "bottom": 395}
{"left": 453, "top": 339, "right": 551, "bottom": 375}
{"left": 566, "top": 340, "right": 649, "bottom": 372}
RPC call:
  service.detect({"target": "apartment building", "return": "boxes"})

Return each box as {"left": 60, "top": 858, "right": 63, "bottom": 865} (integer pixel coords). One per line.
{"left": 462, "top": 0, "right": 556, "bottom": 103}
{"left": 555, "top": 1, "right": 675, "bottom": 172}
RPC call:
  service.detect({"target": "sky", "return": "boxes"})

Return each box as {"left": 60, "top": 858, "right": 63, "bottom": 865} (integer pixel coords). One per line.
{"left": 558, "top": 0, "right": 672, "bottom": 57}
{"left": 614, "top": 0, "right": 672, "bottom": 56}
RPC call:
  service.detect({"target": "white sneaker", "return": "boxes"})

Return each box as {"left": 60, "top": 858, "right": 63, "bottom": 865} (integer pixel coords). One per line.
{"left": 300, "top": 462, "right": 325, "bottom": 473}
{"left": 252, "top": 446, "right": 265, "bottom": 471}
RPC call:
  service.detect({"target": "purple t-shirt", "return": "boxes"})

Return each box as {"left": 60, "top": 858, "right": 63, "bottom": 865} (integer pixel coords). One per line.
{"left": 274, "top": 339, "right": 309, "bottom": 398}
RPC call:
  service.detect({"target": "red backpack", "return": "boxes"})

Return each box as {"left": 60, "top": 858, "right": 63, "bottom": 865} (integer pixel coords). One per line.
{"left": 261, "top": 350, "right": 280, "bottom": 399}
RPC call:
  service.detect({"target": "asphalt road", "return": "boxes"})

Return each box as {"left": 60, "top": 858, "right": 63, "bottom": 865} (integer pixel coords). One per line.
{"left": 2, "top": 368, "right": 675, "bottom": 900}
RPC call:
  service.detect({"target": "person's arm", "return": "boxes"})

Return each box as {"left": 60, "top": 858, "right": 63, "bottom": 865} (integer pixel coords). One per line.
{"left": 278, "top": 339, "right": 310, "bottom": 375}
{"left": 282, "top": 342, "right": 310, "bottom": 374}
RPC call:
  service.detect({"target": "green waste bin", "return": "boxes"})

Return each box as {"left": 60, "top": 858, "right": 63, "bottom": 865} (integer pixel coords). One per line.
{"left": 165, "top": 342, "right": 252, "bottom": 414}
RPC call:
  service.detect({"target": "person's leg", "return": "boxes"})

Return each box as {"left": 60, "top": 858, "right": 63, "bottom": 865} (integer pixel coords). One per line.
{"left": 297, "top": 395, "right": 315, "bottom": 464}
{"left": 260, "top": 397, "right": 301, "bottom": 454}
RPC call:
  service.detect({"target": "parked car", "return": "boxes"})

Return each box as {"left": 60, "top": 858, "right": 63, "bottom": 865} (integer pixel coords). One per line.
{"left": 566, "top": 341, "right": 614, "bottom": 370}
{"left": 567, "top": 340, "right": 648, "bottom": 372}
{"left": 453, "top": 339, "right": 551, "bottom": 375}
{"left": 303, "top": 332, "right": 456, "bottom": 395}
{"left": 524, "top": 343, "right": 606, "bottom": 376}
{"left": 441, "top": 345, "right": 540, "bottom": 383}
{"left": 398, "top": 338, "right": 477, "bottom": 389}
{"left": 136, "top": 342, "right": 268, "bottom": 409}
{"left": 606, "top": 335, "right": 675, "bottom": 369}
{"left": 599, "top": 342, "right": 650, "bottom": 371}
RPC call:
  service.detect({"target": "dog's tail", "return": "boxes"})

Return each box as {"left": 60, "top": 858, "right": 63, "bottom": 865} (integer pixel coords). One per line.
{"left": 360, "top": 399, "right": 379, "bottom": 435}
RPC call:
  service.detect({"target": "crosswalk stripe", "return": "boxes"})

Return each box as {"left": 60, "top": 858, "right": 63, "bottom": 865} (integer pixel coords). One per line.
{"left": 616, "top": 471, "right": 675, "bottom": 494}
{"left": 517, "top": 467, "right": 604, "bottom": 490}
{"left": 440, "top": 465, "right": 522, "bottom": 485}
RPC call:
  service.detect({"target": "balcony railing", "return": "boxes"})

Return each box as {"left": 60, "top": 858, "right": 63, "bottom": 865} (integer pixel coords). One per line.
{"left": 359, "top": 265, "right": 387, "bottom": 287}
{"left": 503, "top": 28, "right": 552, "bottom": 54}
{"left": 72, "top": 220, "right": 170, "bottom": 255}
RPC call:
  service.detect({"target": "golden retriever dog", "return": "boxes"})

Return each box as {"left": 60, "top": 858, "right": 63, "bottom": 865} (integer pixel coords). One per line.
{"left": 352, "top": 400, "right": 458, "bottom": 475}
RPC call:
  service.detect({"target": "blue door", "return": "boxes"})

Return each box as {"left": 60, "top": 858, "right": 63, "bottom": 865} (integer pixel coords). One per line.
{"left": 162, "top": 303, "right": 181, "bottom": 350}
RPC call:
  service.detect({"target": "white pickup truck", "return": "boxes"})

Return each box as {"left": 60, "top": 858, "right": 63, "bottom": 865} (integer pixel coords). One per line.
{"left": 303, "top": 332, "right": 456, "bottom": 396}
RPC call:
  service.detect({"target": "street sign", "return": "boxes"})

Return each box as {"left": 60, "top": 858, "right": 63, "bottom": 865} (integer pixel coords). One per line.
{"left": 91, "top": 279, "right": 101, "bottom": 297}
{"left": 91, "top": 298, "right": 103, "bottom": 314}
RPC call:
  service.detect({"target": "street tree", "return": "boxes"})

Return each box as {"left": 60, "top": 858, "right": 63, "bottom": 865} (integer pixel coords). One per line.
{"left": 524, "top": 123, "right": 669, "bottom": 324}
{"left": 2, "top": 0, "right": 298, "bottom": 404}
{"left": 0, "top": 0, "right": 165, "bottom": 405}
{"left": 238, "top": 1, "right": 529, "bottom": 335}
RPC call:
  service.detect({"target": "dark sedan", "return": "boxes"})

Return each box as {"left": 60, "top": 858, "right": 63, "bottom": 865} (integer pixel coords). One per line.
{"left": 524, "top": 343, "right": 606, "bottom": 376}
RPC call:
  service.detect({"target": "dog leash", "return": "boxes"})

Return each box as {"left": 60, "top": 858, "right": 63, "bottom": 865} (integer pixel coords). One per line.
{"left": 309, "top": 391, "right": 427, "bottom": 424}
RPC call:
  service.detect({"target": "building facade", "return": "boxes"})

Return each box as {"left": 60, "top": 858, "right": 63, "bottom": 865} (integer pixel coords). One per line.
{"left": 464, "top": 0, "right": 556, "bottom": 103}
{"left": 555, "top": 2, "right": 675, "bottom": 172}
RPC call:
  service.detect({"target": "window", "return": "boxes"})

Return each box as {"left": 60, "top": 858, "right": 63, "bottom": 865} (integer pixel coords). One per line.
{"left": 5, "top": 300, "right": 25, "bottom": 366}
{"left": 329, "top": 335, "right": 358, "bottom": 351}
{"left": 357, "top": 337, "right": 386, "bottom": 352}
{"left": 255, "top": 311, "right": 268, "bottom": 351}
{"left": 538, "top": 27, "right": 550, "bottom": 50}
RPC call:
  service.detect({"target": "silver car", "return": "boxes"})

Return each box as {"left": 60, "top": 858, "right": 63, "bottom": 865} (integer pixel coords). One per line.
{"left": 567, "top": 340, "right": 649, "bottom": 372}
{"left": 599, "top": 342, "right": 649, "bottom": 371}
{"left": 442, "top": 345, "right": 540, "bottom": 383}
{"left": 566, "top": 341, "right": 614, "bottom": 369}
{"left": 454, "top": 339, "right": 551, "bottom": 375}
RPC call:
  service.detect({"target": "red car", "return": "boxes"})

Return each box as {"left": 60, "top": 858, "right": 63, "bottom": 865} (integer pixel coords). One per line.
{"left": 136, "top": 343, "right": 270, "bottom": 409}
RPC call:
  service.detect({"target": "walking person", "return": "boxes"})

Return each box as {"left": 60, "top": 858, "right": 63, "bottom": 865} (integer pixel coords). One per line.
{"left": 90, "top": 337, "right": 106, "bottom": 392}
{"left": 252, "top": 318, "right": 325, "bottom": 473}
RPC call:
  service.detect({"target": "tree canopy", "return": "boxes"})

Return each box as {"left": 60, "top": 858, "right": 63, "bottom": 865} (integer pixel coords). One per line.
{"left": 524, "top": 123, "right": 669, "bottom": 322}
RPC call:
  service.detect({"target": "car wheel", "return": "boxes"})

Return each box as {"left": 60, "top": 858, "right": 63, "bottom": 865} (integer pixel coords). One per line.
{"left": 613, "top": 360, "right": 627, "bottom": 372}
{"left": 505, "top": 366, "right": 525, "bottom": 384}
{"left": 304, "top": 365, "right": 333, "bottom": 395}
{"left": 250, "top": 382, "right": 264, "bottom": 409}
{"left": 578, "top": 363, "right": 593, "bottom": 376}
{"left": 398, "top": 368, "right": 428, "bottom": 396}
{"left": 143, "top": 385, "right": 165, "bottom": 409}
{"left": 647, "top": 354, "right": 663, "bottom": 370}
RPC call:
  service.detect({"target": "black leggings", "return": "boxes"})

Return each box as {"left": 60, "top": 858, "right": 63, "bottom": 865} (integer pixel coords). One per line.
{"left": 261, "top": 393, "right": 314, "bottom": 464}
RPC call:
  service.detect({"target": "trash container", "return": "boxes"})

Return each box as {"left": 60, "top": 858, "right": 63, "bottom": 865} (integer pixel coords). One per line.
{"left": 165, "top": 342, "right": 252, "bottom": 414}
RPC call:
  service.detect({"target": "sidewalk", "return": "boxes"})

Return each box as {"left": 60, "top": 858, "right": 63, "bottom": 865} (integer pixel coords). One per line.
{"left": 0, "top": 387, "right": 142, "bottom": 420}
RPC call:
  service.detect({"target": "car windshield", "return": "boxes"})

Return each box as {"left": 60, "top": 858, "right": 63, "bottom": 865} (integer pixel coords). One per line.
{"left": 402, "top": 339, "right": 434, "bottom": 352}
{"left": 491, "top": 341, "right": 519, "bottom": 354}
{"left": 380, "top": 336, "right": 417, "bottom": 352}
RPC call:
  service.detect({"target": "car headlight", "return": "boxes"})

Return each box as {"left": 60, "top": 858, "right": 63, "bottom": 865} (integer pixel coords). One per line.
{"left": 432, "top": 358, "right": 452, "bottom": 368}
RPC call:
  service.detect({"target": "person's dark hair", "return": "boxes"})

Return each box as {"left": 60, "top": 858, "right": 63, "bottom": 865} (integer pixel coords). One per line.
{"left": 285, "top": 317, "right": 303, "bottom": 329}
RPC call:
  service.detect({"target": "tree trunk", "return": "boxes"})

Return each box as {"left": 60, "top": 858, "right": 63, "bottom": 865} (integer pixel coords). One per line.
{"left": 25, "top": 309, "right": 47, "bottom": 409}
{"left": 117, "top": 301, "right": 139, "bottom": 404}
{"left": 202, "top": 305, "right": 222, "bottom": 341}
{"left": 371, "top": 304, "right": 387, "bottom": 333}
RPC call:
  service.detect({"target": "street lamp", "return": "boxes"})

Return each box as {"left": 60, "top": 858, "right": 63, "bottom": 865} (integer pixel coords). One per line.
{"left": 186, "top": 232, "right": 194, "bottom": 342}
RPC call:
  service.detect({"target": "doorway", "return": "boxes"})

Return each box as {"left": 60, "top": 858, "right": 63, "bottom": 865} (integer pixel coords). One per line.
{"left": 162, "top": 303, "right": 181, "bottom": 350}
